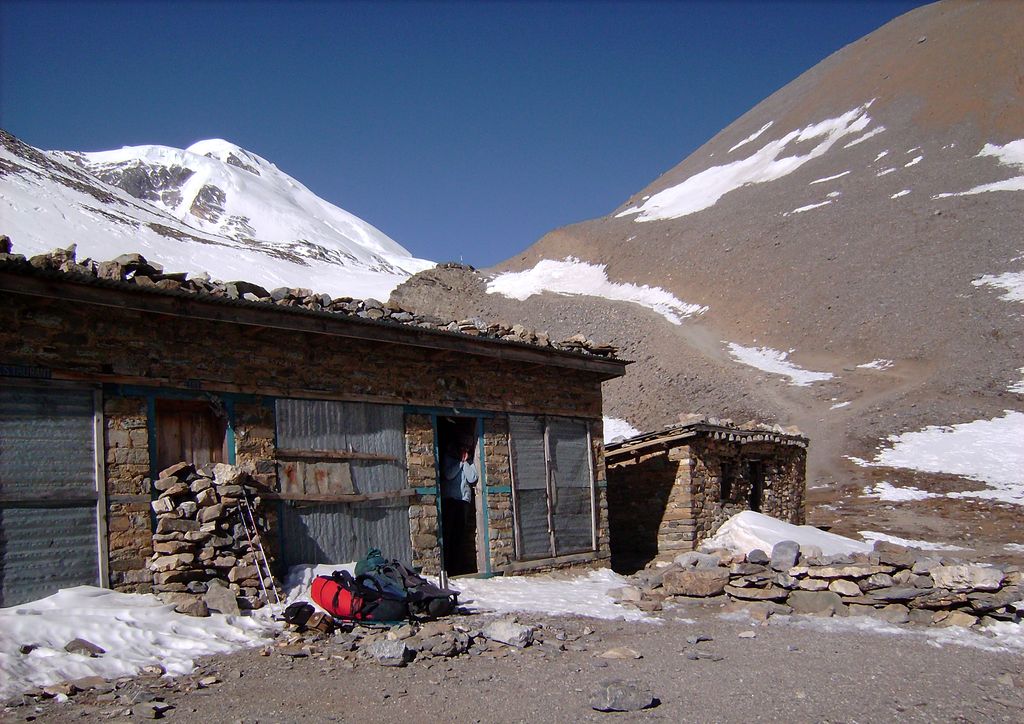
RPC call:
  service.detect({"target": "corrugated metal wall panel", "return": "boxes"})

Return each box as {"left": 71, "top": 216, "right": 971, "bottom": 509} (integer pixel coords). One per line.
{"left": 509, "top": 415, "right": 552, "bottom": 559}
{"left": 276, "top": 399, "right": 405, "bottom": 494}
{"left": 1, "top": 506, "right": 99, "bottom": 605}
{"left": 276, "top": 399, "right": 411, "bottom": 565}
{"left": 0, "top": 385, "right": 99, "bottom": 607}
{"left": 549, "top": 418, "right": 594, "bottom": 554}
{"left": 0, "top": 386, "right": 96, "bottom": 496}
{"left": 278, "top": 500, "right": 412, "bottom": 569}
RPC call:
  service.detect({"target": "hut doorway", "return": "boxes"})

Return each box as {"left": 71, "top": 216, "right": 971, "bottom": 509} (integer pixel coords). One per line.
{"left": 436, "top": 416, "right": 480, "bottom": 576}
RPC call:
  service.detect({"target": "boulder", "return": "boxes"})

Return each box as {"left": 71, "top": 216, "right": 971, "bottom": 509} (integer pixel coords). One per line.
{"left": 663, "top": 568, "right": 730, "bottom": 597}
{"left": 482, "top": 620, "right": 534, "bottom": 648}
{"left": 674, "top": 552, "right": 722, "bottom": 569}
{"left": 770, "top": 541, "right": 801, "bottom": 571}
{"left": 365, "top": 640, "right": 411, "bottom": 666}
{"left": 746, "top": 549, "right": 770, "bottom": 566}
{"left": 589, "top": 680, "right": 657, "bottom": 712}
{"left": 204, "top": 578, "right": 240, "bottom": 616}
{"left": 787, "top": 590, "right": 846, "bottom": 616}
{"left": 930, "top": 565, "right": 1004, "bottom": 592}
{"left": 64, "top": 638, "right": 105, "bottom": 657}
{"left": 725, "top": 585, "right": 789, "bottom": 601}
{"left": 828, "top": 579, "right": 862, "bottom": 597}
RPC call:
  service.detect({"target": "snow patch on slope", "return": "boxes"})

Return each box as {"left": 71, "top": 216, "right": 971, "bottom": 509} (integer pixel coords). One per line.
{"left": 728, "top": 121, "right": 774, "bottom": 153}
{"left": 616, "top": 102, "right": 876, "bottom": 221}
{"left": 487, "top": 257, "right": 708, "bottom": 325}
{"left": 858, "top": 531, "right": 966, "bottom": 551}
{"left": 726, "top": 343, "right": 834, "bottom": 386}
{"left": 862, "top": 481, "right": 939, "bottom": 502}
{"left": 973, "top": 271, "right": 1024, "bottom": 303}
{"left": 936, "top": 139, "right": 1024, "bottom": 196}
{"left": 603, "top": 416, "right": 641, "bottom": 443}
{"left": 784, "top": 200, "right": 832, "bottom": 216}
{"left": 849, "top": 411, "right": 1024, "bottom": 506}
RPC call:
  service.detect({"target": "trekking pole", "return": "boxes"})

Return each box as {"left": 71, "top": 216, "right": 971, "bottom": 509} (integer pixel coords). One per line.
{"left": 239, "top": 487, "right": 281, "bottom": 605}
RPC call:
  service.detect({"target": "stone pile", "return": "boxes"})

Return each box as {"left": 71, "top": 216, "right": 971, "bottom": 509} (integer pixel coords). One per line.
{"left": 615, "top": 541, "right": 1023, "bottom": 628}
{"left": 0, "top": 240, "right": 618, "bottom": 357}
{"left": 147, "top": 461, "right": 278, "bottom": 617}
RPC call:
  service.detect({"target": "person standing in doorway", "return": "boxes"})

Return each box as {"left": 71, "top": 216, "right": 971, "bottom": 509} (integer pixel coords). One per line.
{"left": 441, "top": 442, "right": 478, "bottom": 573}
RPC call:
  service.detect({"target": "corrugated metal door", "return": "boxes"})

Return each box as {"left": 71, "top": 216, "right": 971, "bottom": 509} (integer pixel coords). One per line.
{"left": 509, "top": 415, "right": 551, "bottom": 559}
{"left": 510, "top": 415, "right": 596, "bottom": 560}
{"left": 275, "top": 400, "right": 411, "bottom": 567}
{"left": 549, "top": 418, "right": 594, "bottom": 555}
{"left": 0, "top": 384, "right": 100, "bottom": 606}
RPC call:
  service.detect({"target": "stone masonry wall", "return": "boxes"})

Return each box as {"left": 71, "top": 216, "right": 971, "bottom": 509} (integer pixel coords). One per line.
{"left": 2, "top": 293, "right": 608, "bottom": 420}
{"left": 103, "top": 396, "right": 154, "bottom": 593}
{"left": 689, "top": 439, "right": 806, "bottom": 544}
{"left": 483, "top": 416, "right": 514, "bottom": 570}
{"left": 405, "top": 414, "right": 441, "bottom": 574}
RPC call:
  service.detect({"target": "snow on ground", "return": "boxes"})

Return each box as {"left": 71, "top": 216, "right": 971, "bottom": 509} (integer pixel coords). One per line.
{"left": 857, "top": 359, "right": 894, "bottom": 370}
{"left": 849, "top": 411, "right": 1024, "bottom": 506}
{"left": 701, "top": 511, "right": 871, "bottom": 556}
{"left": 603, "top": 416, "right": 641, "bottom": 443}
{"left": 1010, "top": 368, "right": 1024, "bottom": 394}
{"left": 455, "top": 569, "right": 651, "bottom": 622}
{"left": 890, "top": 189, "right": 911, "bottom": 199}
{"left": 725, "top": 343, "right": 834, "bottom": 386}
{"left": 728, "top": 121, "right": 774, "bottom": 153}
{"left": 936, "top": 139, "right": 1024, "bottom": 197}
{"left": 0, "top": 587, "right": 275, "bottom": 700}
{"left": 876, "top": 168, "right": 895, "bottom": 177}
{"left": 486, "top": 257, "right": 708, "bottom": 325}
{"left": 861, "top": 481, "right": 939, "bottom": 502}
{"left": 843, "top": 125, "right": 886, "bottom": 148}
{"left": 615, "top": 102, "right": 875, "bottom": 221}
{"left": 874, "top": 150, "right": 889, "bottom": 161}
{"left": 830, "top": 401, "right": 851, "bottom": 410}
{"left": 784, "top": 200, "right": 832, "bottom": 216}
{"left": 973, "top": 270, "right": 1024, "bottom": 303}
{"left": 904, "top": 155, "right": 923, "bottom": 167}
{"left": 858, "top": 531, "right": 966, "bottom": 551}
{"left": 809, "top": 170, "right": 850, "bottom": 185}
{"left": 1005, "top": 544, "right": 1024, "bottom": 553}
{"left": 778, "top": 614, "right": 1024, "bottom": 653}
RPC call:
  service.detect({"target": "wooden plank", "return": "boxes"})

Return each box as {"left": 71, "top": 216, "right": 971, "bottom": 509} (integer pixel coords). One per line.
{"left": 263, "top": 488, "right": 416, "bottom": 504}
{"left": 275, "top": 448, "right": 399, "bottom": 463}
{"left": 0, "top": 493, "right": 99, "bottom": 507}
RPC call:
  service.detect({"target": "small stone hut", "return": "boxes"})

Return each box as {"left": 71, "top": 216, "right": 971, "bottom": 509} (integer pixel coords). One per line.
{"left": 604, "top": 420, "right": 807, "bottom": 570}
{"left": 0, "top": 245, "right": 627, "bottom": 607}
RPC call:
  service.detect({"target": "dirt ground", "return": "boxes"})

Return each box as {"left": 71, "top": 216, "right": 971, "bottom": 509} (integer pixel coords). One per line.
{"left": 7, "top": 598, "right": 1023, "bottom": 724}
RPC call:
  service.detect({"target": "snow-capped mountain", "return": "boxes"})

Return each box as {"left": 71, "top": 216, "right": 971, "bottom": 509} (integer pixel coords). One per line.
{"left": 0, "top": 131, "right": 433, "bottom": 298}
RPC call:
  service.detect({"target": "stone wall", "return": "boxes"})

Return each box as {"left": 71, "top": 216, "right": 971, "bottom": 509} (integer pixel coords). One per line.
{"left": 2, "top": 292, "right": 608, "bottom": 420}
{"left": 607, "top": 437, "right": 806, "bottom": 568}
{"left": 482, "top": 416, "right": 514, "bottom": 570}
{"left": 103, "top": 396, "right": 154, "bottom": 593}
{"left": 405, "top": 414, "right": 441, "bottom": 574}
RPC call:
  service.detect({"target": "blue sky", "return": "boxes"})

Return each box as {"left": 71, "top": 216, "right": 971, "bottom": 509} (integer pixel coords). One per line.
{"left": 1, "top": 1, "right": 923, "bottom": 267}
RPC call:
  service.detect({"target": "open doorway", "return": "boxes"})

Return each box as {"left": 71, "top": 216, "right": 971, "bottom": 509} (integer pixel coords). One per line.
{"left": 746, "top": 460, "right": 764, "bottom": 513}
{"left": 436, "top": 416, "right": 479, "bottom": 576}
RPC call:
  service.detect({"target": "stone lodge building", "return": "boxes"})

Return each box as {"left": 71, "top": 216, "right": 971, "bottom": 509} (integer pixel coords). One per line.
{"left": 0, "top": 248, "right": 626, "bottom": 607}
{"left": 605, "top": 421, "right": 807, "bottom": 571}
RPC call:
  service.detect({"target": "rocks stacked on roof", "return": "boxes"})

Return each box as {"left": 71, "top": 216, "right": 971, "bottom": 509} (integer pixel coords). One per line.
{"left": 0, "top": 239, "right": 618, "bottom": 357}
{"left": 614, "top": 542, "right": 1022, "bottom": 628}
{"left": 147, "top": 462, "right": 278, "bottom": 617}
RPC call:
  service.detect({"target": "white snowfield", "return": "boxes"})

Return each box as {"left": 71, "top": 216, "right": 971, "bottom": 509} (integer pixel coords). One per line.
{"left": 784, "top": 200, "right": 832, "bottom": 216}
{"left": 1, "top": 138, "right": 433, "bottom": 299}
{"left": 616, "top": 101, "right": 877, "bottom": 222}
{"left": 726, "top": 343, "right": 834, "bottom": 386}
{"left": 728, "top": 121, "right": 774, "bottom": 154}
{"left": 936, "top": 138, "right": 1024, "bottom": 197}
{"left": 850, "top": 411, "right": 1024, "bottom": 506}
{"left": 858, "top": 531, "right": 966, "bottom": 552}
{"left": 603, "top": 416, "right": 641, "bottom": 443}
{"left": 857, "top": 358, "right": 894, "bottom": 370}
{"left": 486, "top": 257, "right": 708, "bottom": 325}
{"left": 0, "top": 587, "right": 275, "bottom": 701}
{"left": 861, "top": 481, "right": 939, "bottom": 502}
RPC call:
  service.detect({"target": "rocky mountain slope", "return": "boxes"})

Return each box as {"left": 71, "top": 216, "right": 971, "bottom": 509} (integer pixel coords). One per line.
{"left": 0, "top": 131, "right": 433, "bottom": 298}
{"left": 393, "top": 1, "right": 1024, "bottom": 550}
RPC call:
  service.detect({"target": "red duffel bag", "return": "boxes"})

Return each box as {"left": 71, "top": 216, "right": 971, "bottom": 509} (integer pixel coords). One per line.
{"left": 310, "top": 570, "right": 408, "bottom": 621}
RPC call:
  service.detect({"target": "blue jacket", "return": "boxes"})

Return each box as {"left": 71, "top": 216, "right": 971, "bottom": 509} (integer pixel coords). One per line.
{"left": 442, "top": 455, "right": 479, "bottom": 502}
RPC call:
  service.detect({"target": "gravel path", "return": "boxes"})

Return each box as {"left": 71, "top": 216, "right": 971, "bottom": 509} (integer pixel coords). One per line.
{"left": 7, "top": 601, "right": 1022, "bottom": 723}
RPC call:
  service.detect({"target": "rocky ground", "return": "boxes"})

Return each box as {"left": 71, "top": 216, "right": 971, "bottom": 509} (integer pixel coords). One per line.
{"left": 6, "top": 599, "right": 1022, "bottom": 724}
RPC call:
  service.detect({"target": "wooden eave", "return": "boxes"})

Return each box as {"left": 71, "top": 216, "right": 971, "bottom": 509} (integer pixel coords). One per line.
{"left": 0, "top": 267, "right": 629, "bottom": 380}
{"left": 605, "top": 423, "right": 808, "bottom": 463}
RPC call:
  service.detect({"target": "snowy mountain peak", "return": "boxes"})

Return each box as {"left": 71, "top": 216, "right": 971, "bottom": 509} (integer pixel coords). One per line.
{"left": 1, "top": 129, "right": 434, "bottom": 298}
